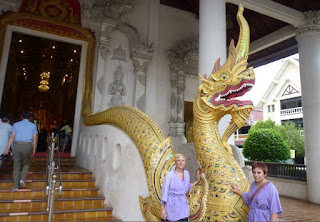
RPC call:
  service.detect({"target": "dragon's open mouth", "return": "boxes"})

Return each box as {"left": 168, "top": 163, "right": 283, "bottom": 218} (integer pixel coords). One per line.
{"left": 209, "top": 78, "right": 255, "bottom": 107}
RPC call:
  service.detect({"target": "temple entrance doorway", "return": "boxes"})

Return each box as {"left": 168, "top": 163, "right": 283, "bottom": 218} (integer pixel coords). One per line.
{"left": 0, "top": 32, "right": 81, "bottom": 152}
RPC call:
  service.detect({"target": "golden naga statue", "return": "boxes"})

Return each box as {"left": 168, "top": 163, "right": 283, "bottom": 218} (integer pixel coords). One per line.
{"left": 82, "top": 4, "right": 254, "bottom": 222}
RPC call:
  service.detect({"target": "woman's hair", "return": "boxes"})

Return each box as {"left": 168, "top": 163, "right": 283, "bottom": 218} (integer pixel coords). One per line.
{"left": 175, "top": 153, "right": 186, "bottom": 161}
{"left": 252, "top": 162, "right": 268, "bottom": 175}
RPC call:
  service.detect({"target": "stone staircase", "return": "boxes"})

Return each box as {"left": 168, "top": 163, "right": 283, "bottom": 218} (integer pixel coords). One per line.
{"left": 0, "top": 156, "right": 119, "bottom": 221}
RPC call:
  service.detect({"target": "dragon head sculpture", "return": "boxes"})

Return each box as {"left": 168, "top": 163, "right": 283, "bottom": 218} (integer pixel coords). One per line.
{"left": 194, "top": 5, "right": 255, "bottom": 155}
{"left": 199, "top": 5, "right": 255, "bottom": 116}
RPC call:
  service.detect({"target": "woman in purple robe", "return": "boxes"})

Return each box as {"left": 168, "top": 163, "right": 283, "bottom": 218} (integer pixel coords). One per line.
{"left": 160, "top": 153, "right": 200, "bottom": 221}
{"left": 231, "top": 162, "right": 283, "bottom": 221}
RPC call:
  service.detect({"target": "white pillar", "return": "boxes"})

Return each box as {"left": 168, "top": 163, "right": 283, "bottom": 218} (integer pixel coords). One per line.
{"left": 145, "top": 0, "right": 160, "bottom": 118}
{"left": 296, "top": 24, "right": 320, "bottom": 204}
{"left": 169, "top": 71, "right": 178, "bottom": 123}
{"left": 199, "top": 0, "right": 226, "bottom": 75}
{"left": 199, "top": 0, "right": 233, "bottom": 144}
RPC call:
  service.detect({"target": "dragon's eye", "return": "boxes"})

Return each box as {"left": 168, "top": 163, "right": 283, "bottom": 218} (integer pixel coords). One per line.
{"left": 221, "top": 74, "right": 227, "bottom": 80}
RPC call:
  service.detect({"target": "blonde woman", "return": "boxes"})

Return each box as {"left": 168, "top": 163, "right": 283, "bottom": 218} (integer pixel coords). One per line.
{"left": 160, "top": 153, "right": 200, "bottom": 221}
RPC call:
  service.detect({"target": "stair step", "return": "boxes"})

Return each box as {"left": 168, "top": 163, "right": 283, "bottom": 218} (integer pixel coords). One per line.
{"left": 54, "top": 216, "right": 120, "bottom": 221}
{"left": 7, "top": 216, "right": 120, "bottom": 222}
{"left": 0, "top": 197, "right": 105, "bottom": 212}
{"left": 0, "top": 172, "right": 93, "bottom": 180}
{"left": 2, "top": 161, "right": 75, "bottom": 166}
{"left": 0, "top": 155, "right": 119, "bottom": 221}
{"left": 0, "top": 165, "right": 89, "bottom": 172}
{"left": 0, "top": 179, "right": 96, "bottom": 189}
{"left": 3, "top": 156, "right": 75, "bottom": 162}
{"left": 0, "top": 193, "right": 103, "bottom": 201}
{"left": 0, "top": 187, "right": 100, "bottom": 199}
{"left": 0, "top": 206, "right": 113, "bottom": 221}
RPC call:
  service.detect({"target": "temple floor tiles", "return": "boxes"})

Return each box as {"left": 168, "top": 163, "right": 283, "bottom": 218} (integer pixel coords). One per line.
{"left": 279, "top": 196, "right": 320, "bottom": 221}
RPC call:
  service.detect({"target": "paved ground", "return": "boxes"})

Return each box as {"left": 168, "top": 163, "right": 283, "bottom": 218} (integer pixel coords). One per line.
{"left": 279, "top": 196, "right": 320, "bottom": 221}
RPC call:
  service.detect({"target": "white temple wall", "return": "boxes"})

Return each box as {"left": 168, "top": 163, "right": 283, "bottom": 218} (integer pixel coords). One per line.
{"left": 77, "top": 3, "right": 200, "bottom": 221}
{"left": 125, "top": 0, "right": 150, "bottom": 44}
{"left": 154, "top": 5, "right": 199, "bottom": 134}
{"left": 268, "top": 177, "right": 307, "bottom": 200}
{"left": 185, "top": 76, "right": 200, "bottom": 102}
{"left": 76, "top": 124, "right": 149, "bottom": 221}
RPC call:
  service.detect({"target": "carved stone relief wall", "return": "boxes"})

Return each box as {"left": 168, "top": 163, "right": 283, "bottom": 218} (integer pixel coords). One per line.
{"left": 108, "top": 65, "right": 127, "bottom": 107}
{"left": 168, "top": 36, "right": 199, "bottom": 78}
{"left": 80, "top": 0, "right": 153, "bottom": 112}
{"left": 0, "top": 4, "right": 9, "bottom": 15}
{"left": 81, "top": 0, "right": 136, "bottom": 60}
{"left": 117, "top": 23, "right": 153, "bottom": 112}
{"left": 81, "top": 0, "right": 135, "bottom": 22}
{"left": 0, "top": 0, "right": 22, "bottom": 13}
{"left": 304, "top": 10, "right": 320, "bottom": 25}
{"left": 101, "top": 30, "right": 132, "bottom": 109}
{"left": 168, "top": 36, "right": 198, "bottom": 136}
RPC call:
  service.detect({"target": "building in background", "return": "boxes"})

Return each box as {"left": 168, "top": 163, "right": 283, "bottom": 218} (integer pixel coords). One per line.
{"left": 258, "top": 58, "right": 303, "bottom": 129}
{"left": 235, "top": 57, "right": 303, "bottom": 148}
{"left": 234, "top": 107, "right": 263, "bottom": 148}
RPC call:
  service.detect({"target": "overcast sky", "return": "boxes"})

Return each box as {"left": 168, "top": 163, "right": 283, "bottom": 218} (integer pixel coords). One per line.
{"left": 241, "top": 53, "right": 299, "bottom": 106}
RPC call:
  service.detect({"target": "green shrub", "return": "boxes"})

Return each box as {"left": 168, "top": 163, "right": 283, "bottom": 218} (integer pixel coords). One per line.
{"left": 248, "top": 119, "right": 305, "bottom": 158}
{"left": 249, "top": 119, "right": 277, "bottom": 134}
{"left": 243, "top": 128, "right": 290, "bottom": 162}
{"left": 277, "top": 122, "right": 305, "bottom": 157}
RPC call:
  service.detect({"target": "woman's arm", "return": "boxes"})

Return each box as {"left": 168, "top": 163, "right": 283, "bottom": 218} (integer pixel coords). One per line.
{"left": 230, "top": 183, "right": 243, "bottom": 197}
{"left": 160, "top": 172, "right": 171, "bottom": 220}
{"left": 270, "top": 213, "right": 278, "bottom": 221}
{"left": 160, "top": 203, "right": 167, "bottom": 220}
{"left": 32, "top": 133, "right": 38, "bottom": 157}
{"left": 191, "top": 169, "right": 201, "bottom": 187}
{"left": 268, "top": 184, "right": 283, "bottom": 221}
{"left": 3, "top": 132, "right": 15, "bottom": 155}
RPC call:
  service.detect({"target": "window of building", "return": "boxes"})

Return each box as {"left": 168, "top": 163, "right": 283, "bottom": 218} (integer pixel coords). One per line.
{"left": 281, "top": 118, "right": 304, "bottom": 128}
{"left": 268, "top": 105, "right": 271, "bottom": 112}
{"left": 280, "top": 96, "right": 302, "bottom": 110}
{"left": 272, "top": 104, "right": 275, "bottom": 112}
{"left": 238, "top": 126, "right": 251, "bottom": 135}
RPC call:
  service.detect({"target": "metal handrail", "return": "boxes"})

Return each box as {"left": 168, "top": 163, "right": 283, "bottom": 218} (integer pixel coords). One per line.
{"left": 280, "top": 107, "right": 303, "bottom": 116}
{"left": 45, "top": 132, "right": 63, "bottom": 222}
{"left": 245, "top": 161, "right": 307, "bottom": 181}
{"left": 48, "top": 175, "right": 57, "bottom": 222}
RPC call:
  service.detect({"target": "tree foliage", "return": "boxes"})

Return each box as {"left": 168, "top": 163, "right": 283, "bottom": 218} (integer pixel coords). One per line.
{"left": 277, "top": 122, "right": 305, "bottom": 157}
{"left": 243, "top": 128, "right": 290, "bottom": 162}
{"left": 248, "top": 119, "right": 305, "bottom": 158}
{"left": 249, "top": 119, "right": 277, "bottom": 133}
